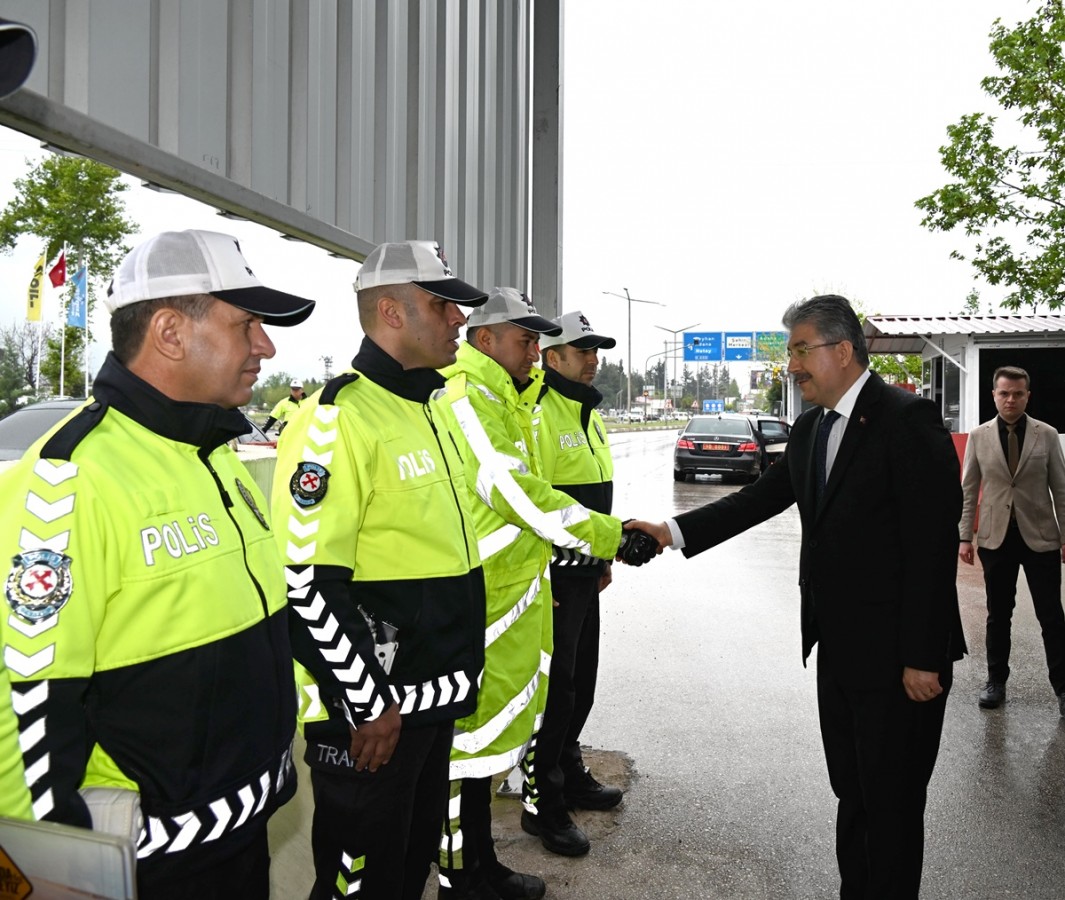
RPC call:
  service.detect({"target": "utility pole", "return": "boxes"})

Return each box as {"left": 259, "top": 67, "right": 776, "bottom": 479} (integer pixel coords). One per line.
{"left": 602, "top": 288, "right": 664, "bottom": 417}
{"left": 654, "top": 321, "right": 700, "bottom": 413}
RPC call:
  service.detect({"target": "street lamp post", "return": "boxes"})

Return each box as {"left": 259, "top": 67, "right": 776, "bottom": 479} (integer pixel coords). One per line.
{"left": 602, "top": 288, "right": 664, "bottom": 417}
{"left": 653, "top": 321, "right": 700, "bottom": 413}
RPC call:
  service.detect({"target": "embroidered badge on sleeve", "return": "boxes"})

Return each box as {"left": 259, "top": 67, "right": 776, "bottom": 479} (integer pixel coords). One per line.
{"left": 290, "top": 462, "right": 330, "bottom": 508}
{"left": 6, "top": 550, "right": 74, "bottom": 622}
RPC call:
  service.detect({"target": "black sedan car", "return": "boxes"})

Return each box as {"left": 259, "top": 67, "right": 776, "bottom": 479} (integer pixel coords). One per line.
{"left": 673, "top": 413, "right": 789, "bottom": 483}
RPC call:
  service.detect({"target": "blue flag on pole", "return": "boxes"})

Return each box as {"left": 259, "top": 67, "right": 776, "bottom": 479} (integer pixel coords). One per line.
{"left": 68, "top": 266, "right": 87, "bottom": 328}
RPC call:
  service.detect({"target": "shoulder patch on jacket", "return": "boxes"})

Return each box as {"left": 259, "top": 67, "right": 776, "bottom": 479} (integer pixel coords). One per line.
{"left": 38, "top": 401, "right": 108, "bottom": 461}
{"left": 320, "top": 372, "right": 361, "bottom": 406}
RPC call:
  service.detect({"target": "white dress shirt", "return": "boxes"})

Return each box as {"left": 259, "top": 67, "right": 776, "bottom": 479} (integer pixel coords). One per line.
{"left": 666, "top": 368, "right": 872, "bottom": 550}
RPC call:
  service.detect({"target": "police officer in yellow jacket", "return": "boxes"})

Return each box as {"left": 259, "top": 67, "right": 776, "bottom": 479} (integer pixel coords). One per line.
{"left": 434, "top": 290, "right": 654, "bottom": 899}
{"left": 526, "top": 311, "right": 624, "bottom": 856}
{"left": 0, "top": 230, "right": 314, "bottom": 899}
{"left": 263, "top": 379, "right": 304, "bottom": 433}
{"left": 272, "top": 241, "right": 489, "bottom": 900}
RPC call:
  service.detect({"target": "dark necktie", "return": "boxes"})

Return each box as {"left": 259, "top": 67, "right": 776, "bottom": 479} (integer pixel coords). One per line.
{"left": 816, "top": 409, "right": 841, "bottom": 500}
{"left": 1007, "top": 423, "right": 1019, "bottom": 477}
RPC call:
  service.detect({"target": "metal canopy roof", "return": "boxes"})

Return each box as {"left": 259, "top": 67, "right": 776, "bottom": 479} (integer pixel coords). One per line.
{"left": 863, "top": 315, "right": 1065, "bottom": 354}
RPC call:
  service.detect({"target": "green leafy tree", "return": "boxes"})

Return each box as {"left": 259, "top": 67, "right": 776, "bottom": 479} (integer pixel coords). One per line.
{"left": 849, "top": 298, "right": 923, "bottom": 386}
{"left": 644, "top": 360, "right": 666, "bottom": 398}
{"left": 251, "top": 372, "right": 296, "bottom": 410}
{"left": 766, "top": 373, "right": 783, "bottom": 408}
{"left": 591, "top": 357, "right": 633, "bottom": 411}
{"left": 250, "top": 372, "right": 324, "bottom": 418}
{"left": 916, "top": 1, "right": 1065, "bottom": 311}
{"left": 959, "top": 287, "right": 997, "bottom": 315}
{"left": 0, "top": 155, "right": 137, "bottom": 395}
{"left": 40, "top": 326, "right": 88, "bottom": 397}
{"left": 0, "top": 328, "right": 31, "bottom": 416}
{"left": 869, "top": 353, "right": 922, "bottom": 385}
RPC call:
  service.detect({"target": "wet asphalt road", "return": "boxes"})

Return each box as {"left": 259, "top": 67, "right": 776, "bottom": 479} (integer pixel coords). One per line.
{"left": 270, "top": 429, "right": 1065, "bottom": 899}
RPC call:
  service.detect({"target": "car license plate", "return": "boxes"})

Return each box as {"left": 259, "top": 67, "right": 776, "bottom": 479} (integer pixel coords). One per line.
{"left": 701, "top": 443, "right": 729, "bottom": 451}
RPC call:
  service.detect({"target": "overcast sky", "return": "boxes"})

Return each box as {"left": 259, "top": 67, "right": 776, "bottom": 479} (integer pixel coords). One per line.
{"left": 0, "top": 0, "right": 1036, "bottom": 387}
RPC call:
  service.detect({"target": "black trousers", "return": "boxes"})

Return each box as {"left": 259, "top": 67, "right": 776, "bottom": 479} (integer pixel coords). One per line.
{"left": 532, "top": 574, "right": 600, "bottom": 813}
{"left": 817, "top": 659, "right": 951, "bottom": 900}
{"left": 138, "top": 825, "right": 270, "bottom": 899}
{"left": 439, "top": 776, "right": 501, "bottom": 891}
{"left": 978, "top": 525, "right": 1065, "bottom": 692}
{"left": 308, "top": 722, "right": 453, "bottom": 900}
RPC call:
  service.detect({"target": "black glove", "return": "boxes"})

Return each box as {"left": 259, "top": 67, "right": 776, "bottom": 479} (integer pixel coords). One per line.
{"left": 616, "top": 526, "right": 659, "bottom": 566}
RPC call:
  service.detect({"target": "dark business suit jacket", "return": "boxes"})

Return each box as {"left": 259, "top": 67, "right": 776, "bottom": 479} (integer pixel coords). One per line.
{"left": 676, "top": 372, "right": 966, "bottom": 686}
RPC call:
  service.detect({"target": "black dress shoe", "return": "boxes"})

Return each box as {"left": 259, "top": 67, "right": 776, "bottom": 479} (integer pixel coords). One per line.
{"left": 486, "top": 863, "right": 546, "bottom": 900}
{"left": 979, "top": 681, "right": 1006, "bottom": 709}
{"left": 563, "top": 765, "right": 623, "bottom": 810}
{"left": 520, "top": 808, "right": 590, "bottom": 856}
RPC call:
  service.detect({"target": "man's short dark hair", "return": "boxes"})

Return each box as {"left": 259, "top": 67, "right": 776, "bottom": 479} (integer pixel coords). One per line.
{"left": 542, "top": 343, "right": 571, "bottom": 370}
{"left": 110, "top": 293, "right": 214, "bottom": 363}
{"left": 465, "top": 324, "right": 486, "bottom": 347}
{"left": 993, "top": 366, "right": 1030, "bottom": 390}
{"left": 356, "top": 282, "right": 424, "bottom": 332}
{"left": 466, "top": 323, "right": 514, "bottom": 348}
{"left": 782, "top": 294, "right": 869, "bottom": 368}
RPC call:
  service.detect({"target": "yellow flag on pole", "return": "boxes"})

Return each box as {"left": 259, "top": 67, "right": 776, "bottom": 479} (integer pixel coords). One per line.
{"left": 27, "top": 252, "right": 45, "bottom": 322}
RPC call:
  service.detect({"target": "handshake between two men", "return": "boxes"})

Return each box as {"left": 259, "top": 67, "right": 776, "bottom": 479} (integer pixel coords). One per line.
{"left": 614, "top": 519, "right": 669, "bottom": 566}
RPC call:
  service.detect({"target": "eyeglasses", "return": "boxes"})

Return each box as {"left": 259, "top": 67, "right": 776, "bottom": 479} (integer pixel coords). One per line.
{"left": 786, "top": 341, "right": 841, "bottom": 359}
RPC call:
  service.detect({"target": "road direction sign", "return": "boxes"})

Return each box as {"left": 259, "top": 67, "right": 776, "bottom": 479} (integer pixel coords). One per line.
{"left": 683, "top": 332, "right": 722, "bottom": 362}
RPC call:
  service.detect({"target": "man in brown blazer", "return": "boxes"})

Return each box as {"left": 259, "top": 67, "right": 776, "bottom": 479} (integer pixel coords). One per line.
{"left": 959, "top": 366, "right": 1065, "bottom": 715}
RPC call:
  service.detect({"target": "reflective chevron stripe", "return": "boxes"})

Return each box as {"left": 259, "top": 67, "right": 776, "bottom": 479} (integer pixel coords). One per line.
{"left": 392, "top": 669, "right": 473, "bottom": 715}
{"left": 438, "top": 779, "right": 466, "bottom": 885}
{"left": 477, "top": 522, "right": 521, "bottom": 560}
{"left": 6, "top": 612, "right": 58, "bottom": 640}
{"left": 286, "top": 568, "right": 388, "bottom": 726}
{"left": 5, "top": 459, "right": 80, "bottom": 820}
{"left": 451, "top": 664, "right": 539, "bottom": 756}
{"left": 136, "top": 746, "right": 294, "bottom": 859}
{"left": 334, "top": 850, "right": 364, "bottom": 897}
{"left": 4, "top": 645, "right": 55, "bottom": 677}
{"left": 448, "top": 650, "right": 548, "bottom": 780}
{"left": 450, "top": 395, "right": 592, "bottom": 553}
{"left": 552, "top": 545, "right": 600, "bottom": 567}
{"left": 520, "top": 730, "right": 540, "bottom": 813}
{"left": 484, "top": 568, "right": 542, "bottom": 649}
{"left": 283, "top": 411, "right": 392, "bottom": 726}
{"left": 10, "top": 679, "right": 52, "bottom": 819}
{"left": 448, "top": 735, "right": 541, "bottom": 781}
{"left": 25, "top": 492, "right": 75, "bottom": 523}
{"left": 32, "top": 459, "right": 78, "bottom": 486}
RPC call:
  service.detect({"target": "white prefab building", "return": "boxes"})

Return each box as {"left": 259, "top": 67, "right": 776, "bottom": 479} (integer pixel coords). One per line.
{"left": 862, "top": 315, "right": 1065, "bottom": 435}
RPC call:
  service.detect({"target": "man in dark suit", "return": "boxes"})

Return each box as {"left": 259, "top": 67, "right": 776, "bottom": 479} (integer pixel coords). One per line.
{"left": 630, "top": 295, "right": 965, "bottom": 899}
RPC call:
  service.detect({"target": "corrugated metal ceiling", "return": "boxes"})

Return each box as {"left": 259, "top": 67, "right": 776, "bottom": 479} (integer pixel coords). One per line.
{"left": 864, "top": 315, "right": 1065, "bottom": 354}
